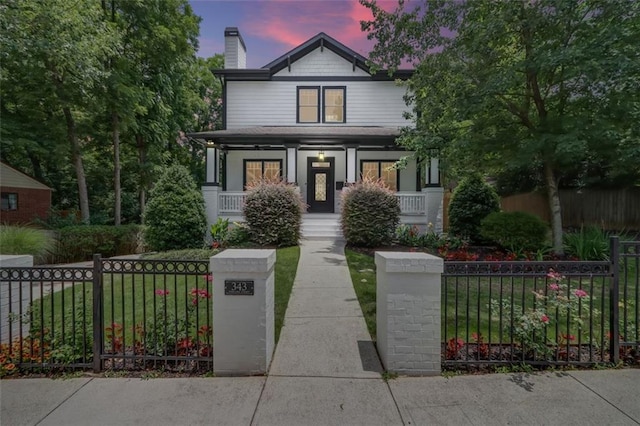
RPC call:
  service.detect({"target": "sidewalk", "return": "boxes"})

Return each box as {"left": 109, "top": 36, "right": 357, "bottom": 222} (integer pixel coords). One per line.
{"left": 1, "top": 240, "right": 639, "bottom": 425}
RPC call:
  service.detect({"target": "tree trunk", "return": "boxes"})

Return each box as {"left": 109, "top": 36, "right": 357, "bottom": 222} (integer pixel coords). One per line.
{"left": 137, "top": 134, "right": 147, "bottom": 221}
{"left": 27, "top": 150, "right": 44, "bottom": 183}
{"left": 544, "top": 162, "right": 564, "bottom": 255}
{"left": 112, "top": 111, "right": 121, "bottom": 225}
{"left": 63, "top": 106, "right": 90, "bottom": 223}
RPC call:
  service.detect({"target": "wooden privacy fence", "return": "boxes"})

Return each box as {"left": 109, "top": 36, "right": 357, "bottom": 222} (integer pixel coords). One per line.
{"left": 501, "top": 188, "right": 640, "bottom": 230}
{"left": 443, "top": 188, "right": 640, "bottom": 231}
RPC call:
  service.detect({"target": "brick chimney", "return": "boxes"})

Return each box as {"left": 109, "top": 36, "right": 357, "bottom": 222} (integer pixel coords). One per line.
{"left": 224, "top": 27, "right": 246, "bottom": 69}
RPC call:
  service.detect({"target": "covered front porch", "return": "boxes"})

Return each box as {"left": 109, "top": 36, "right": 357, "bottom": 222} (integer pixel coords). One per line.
{"left": 190, "top": 126, "right": 444, "bottom": 235}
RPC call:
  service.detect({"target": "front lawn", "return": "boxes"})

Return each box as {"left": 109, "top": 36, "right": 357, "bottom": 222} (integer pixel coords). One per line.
{"left": 28, "top": 246, "right": 300, "bottom": 355}
{"left": 345, "top": 249, "right": 630, "bottom": 347}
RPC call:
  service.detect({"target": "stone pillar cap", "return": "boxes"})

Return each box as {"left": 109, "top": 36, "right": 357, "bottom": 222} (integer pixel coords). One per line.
{"left": 375, "top": 251, "right": 443, "bottom": 273}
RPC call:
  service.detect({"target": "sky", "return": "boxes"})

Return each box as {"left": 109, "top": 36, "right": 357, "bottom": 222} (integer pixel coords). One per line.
{"left": 189, "top": 0, "right": 397, "bottom": 68}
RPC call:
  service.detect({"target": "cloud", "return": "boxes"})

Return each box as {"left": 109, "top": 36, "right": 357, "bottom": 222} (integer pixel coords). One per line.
{"left": 243, "top": 1, "right": 381, "bottom": 54}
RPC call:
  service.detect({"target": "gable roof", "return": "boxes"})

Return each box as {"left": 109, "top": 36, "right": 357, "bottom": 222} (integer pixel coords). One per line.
{"left": 215, "top": 32, "right": 413, "bottom": 81}
{"left": 263, "top": 32, "right": 370, "bottom": 74}
{"left": 0, "top": 162, "right": 51, "bottom": 190}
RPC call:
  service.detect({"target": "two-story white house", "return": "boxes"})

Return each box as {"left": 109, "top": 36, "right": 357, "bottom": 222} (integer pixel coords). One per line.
{"left": 189, "top": 27, "right": 443, "bottom": 238}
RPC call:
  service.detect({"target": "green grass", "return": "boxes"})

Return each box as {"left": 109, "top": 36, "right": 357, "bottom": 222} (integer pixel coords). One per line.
{"left": 345, "top": 249, "right": 377, "bottom": 338}
{"left": 30, "top": 246, "right": 301, "bottom": 352}
{"left": 345, "top": 249, "right": 637, "bottom": 346}
{"left": 0, "top": 225, "right": 52, "bottom": 263}
{"left": 274, "top": 246, "right": 300, "bottom": 343}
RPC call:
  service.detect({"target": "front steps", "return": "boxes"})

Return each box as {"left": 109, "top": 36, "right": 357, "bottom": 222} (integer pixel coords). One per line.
{"left": 301, "top": 214, "right": 343, "bottom": 240}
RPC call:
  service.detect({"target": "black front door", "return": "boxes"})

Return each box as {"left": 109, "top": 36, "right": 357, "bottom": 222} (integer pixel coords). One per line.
{"left": 307, "top": 157, "right": 334, "bottom": 213}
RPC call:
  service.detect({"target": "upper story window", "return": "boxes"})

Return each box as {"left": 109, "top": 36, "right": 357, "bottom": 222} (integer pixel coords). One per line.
{"left": 297, "top": 86, "right": 346, "bottom": 123}
{"left": 323, "top": 87, "right": 345, "bottom": 123}
{"left": 297, "top": 87, "right": 320, "bottom": 123}
{"left": 1, "top": 192, "right": 18, "bottom": 211}
{"left": 361, "top": 160, "right": 398, "bottom": 191}
{"left": 244, "top": 160, "right": 283, "bottom": 188}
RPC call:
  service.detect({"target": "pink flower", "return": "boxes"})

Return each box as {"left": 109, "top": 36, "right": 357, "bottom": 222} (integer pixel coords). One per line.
{"left": 574, "top": 289, "right": 588, "bottom": 298}
{"left": 155, "top": 289, "right": 170, "bottom": 296}
{"left": 190, "top": 288, "right": 212, "bottom": 299}
{"left": 547, "top": 270, "right": 564, "bottom": 281}
{"left": 540, "top": 314, "right": 550, "bottom": 324}
{"left": 201, "top": 274, "right": 214, "bottom": 282}
{"left": 549, "top": 283, "right": 560, "bottom": 291}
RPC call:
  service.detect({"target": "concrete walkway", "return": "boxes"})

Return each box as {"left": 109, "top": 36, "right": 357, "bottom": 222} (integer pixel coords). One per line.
{"left": 252, "top": 240, "right": 401, "bottom": 425}
{"left": 1, "top": 240, "right": 640, "bottom": 425}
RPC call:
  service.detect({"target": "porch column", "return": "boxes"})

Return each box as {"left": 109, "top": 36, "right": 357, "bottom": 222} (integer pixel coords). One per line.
{"left": 345, "top": 144, "right": 358, "bottom": 183}
{"left": 425, "top": 156, "right": 440, "bottom": 187}
{"left": 206, "top": 145, "right": 220, "bottom": 185}
{"left": 423, "top": 154, "right": 443, "bottom": 233}
{"left": 202, "top": 185, "right": 220, "bottom": 232}
{"left": 286, "top": 144, "right": 297, "bottom": 184}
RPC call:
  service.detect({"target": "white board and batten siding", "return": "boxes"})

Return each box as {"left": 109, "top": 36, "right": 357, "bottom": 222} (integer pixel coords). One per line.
{"left": 226, "top": 47, "right": 411, "bottom": 129}
{"left": 272, "top": 47, "right": 370, "bottom": 77}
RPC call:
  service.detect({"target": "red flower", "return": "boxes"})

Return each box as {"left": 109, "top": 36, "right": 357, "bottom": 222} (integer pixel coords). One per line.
{"left": 155, "top": 289, "right": 170, "bottom": 296}
{"left": 540, "top": 314, "right": 550, "bottom": 324}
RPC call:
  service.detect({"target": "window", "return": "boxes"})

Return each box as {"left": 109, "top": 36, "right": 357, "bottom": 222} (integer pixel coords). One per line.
{"left": 297, "top": 87, "right": 320, "bottom": 123}
{"left": 1, "top": 192, "right": 18, "bottom": 211}
{"left": 322, "top": 87, "right": 345, "bottom": 123}
{"left": 243, "top": 160, "right": 283, "bottom": 187}
{"left": 361, "top": 161, "right": 398, "bottom": 191}
{"left": 297, "top": 86, "right": 346, "bottom": 123}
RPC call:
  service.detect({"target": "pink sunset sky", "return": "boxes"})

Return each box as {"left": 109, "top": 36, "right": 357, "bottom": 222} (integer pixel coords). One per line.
{"left": 189, "top": 0, "right": 398, "bottom": 68}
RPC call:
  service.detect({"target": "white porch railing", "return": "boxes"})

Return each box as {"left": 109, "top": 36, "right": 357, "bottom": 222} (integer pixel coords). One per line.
{"left": 219, "top": 192, "right": 246, "bottom": 214}
{"left": 396, "top": 192, "right": 426, "bottom": 215}
{"left": 217, "top": 191, "right": 425, "bottom": 216}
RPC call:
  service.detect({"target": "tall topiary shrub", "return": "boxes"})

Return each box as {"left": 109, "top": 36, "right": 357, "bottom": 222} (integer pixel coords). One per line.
{"left": 448, "top": 174, "right": 500, "bottom": 243}
{"left": 341, "top": 177, "right": 400, "bottom": 247}
{"left": 243, "top": 179, "right": 305, "bottom": 246}
{"left": 143, "top": 165, "right": 207, "bottom": 251}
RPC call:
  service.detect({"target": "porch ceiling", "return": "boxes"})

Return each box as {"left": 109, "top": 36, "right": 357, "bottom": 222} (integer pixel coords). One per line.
{"left": 187, "top": 126, "right": 401, "bottom": 147}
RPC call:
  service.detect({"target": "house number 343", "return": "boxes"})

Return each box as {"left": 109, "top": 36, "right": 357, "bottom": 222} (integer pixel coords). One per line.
{"left": 224, "top": 280, "right": 254, "bottom": 295}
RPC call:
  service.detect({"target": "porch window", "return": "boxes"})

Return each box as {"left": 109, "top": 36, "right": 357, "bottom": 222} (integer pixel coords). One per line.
{"left": 1, "top": 192, "right": 18, "bottom": 211}
{"left": 361, "top": 161, "right": 398, "bottom": 191}
{"left": 297, "top": 87, "right": 320, "bottom": 123}
{"left": 322, "top": 87, "right": 345, "bottom": 123}
{"left": 244, "top": 160, "right": 283, "bottom": 187}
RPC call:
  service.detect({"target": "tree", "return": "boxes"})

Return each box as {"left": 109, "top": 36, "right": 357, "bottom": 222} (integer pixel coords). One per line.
{"left": 143, "top": 165, "right": 207, "bottom": 251}
{"left": 361, "top": 0, "right": 640, "bottom": 254}
{"left": 1, "top": 0, "right": 119, "bottom": 223}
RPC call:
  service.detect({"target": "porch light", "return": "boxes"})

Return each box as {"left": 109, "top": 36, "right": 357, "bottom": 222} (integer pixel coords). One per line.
{"left": 318, "top": 148, "right": 325, "bottom": 161}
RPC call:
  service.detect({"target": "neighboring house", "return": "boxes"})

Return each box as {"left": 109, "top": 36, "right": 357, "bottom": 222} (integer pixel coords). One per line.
{"left": 0, "top": 162, "right": 52, "bottom": 224}
{"left": 189, "top": 28, "right": 443, "bottom": 234}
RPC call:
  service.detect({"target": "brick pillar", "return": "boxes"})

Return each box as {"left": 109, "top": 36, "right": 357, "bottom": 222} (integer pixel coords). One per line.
{"left": 375, "top": 252, "right": 443, "bottom": 375}
{"left": 210, "top": 249, "right": 275, "bottom": 375}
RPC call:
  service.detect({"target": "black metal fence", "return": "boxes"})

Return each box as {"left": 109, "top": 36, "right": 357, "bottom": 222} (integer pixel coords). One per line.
{"left": 442, "top": 237, "right": 639, "bottom": 368}
{"left": 0, "top": 256, "right": 212, "bottom": 376}
{"left": 2, "top": 238, "right": 638, "bottom": 375}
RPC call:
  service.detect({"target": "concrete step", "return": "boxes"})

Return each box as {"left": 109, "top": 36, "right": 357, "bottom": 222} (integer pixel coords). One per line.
{"left": 301, "top": 218, "right": 342, "bottom": 239}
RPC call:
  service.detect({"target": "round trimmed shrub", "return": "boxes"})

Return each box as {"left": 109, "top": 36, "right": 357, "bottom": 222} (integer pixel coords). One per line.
{"left": 341, "top": 177, "right": 400, "bottom": 247}
{"left": 143, "top": 165, "right": 207, "bottom": 251}
{"left": 448, "top": 174, "right": 500, "bottom": 243}
{"left": 480, "top": 211, "right": 549, "bottom": 252}
{"left": 243, "top": 179, "right": 305, "bottom": 246}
